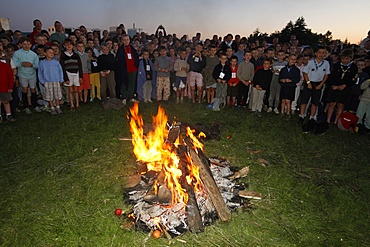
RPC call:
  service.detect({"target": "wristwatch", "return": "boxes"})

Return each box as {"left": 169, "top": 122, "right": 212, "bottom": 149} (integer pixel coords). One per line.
{"left": 306, "top": 80, "right": 311, "bottom": 84}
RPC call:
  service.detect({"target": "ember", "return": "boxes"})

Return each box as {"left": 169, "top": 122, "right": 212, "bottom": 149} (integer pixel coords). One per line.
{"left": 123, "top": 103, "right": 260, "bottom": 236}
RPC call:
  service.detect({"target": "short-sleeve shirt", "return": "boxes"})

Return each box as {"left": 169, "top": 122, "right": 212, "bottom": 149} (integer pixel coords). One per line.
{"left": 303, "top": 59, "right": 330, "bottom": 82}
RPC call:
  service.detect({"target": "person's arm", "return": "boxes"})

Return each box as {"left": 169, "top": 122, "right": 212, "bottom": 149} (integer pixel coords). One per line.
{"left": 38, "top": 61, "right": 44, "bottom": 84}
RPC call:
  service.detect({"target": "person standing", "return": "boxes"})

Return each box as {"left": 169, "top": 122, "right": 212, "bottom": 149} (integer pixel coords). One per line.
{"left": 49, "top": 21, "right": 67, "bottom": 45}
{"left": 115, "top": 35, "right": 139, "bottom": 104}
{"left": 12, "top": 37, "right": 40, "bottom": 114}
{"left": 30, "top": 19, "right": 42, "bottom": 45}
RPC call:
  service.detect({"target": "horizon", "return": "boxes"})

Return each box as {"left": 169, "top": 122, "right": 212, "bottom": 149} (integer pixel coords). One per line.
{"left": 1, "top": 0, "right": 369, "bottom": 44}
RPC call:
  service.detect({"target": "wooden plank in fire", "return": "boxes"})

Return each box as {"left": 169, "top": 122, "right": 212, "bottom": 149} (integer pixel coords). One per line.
{"left": 187, "top": 146, "right": 232, "bottom": 222}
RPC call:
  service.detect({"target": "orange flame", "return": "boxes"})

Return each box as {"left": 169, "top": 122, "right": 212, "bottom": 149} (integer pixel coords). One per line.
{"left": 128, "top": 103, "right": 202, "bottom": 205}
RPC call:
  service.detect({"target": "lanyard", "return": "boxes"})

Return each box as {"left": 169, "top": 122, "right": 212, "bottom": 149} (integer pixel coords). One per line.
{"left": 314, "top": 59, "right": 324, "bottom": 71}
{"left": 340, "top": 62, "right": 353, "bottom": 79}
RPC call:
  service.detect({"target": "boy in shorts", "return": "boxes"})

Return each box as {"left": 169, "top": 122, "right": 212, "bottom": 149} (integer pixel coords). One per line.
{"left": 12, "top": 37, "right": 39, "bottom": 114}
{"left": 299, "top": 46, "right": 330, "bottom": 123}
{"left": 203, "top": 45, "right": 219, "bottom": 104}
{"left": 0, "top": 61, "right": 15, "bottom": 122}
{"left": 76, "top": 41, "right": 91, "bottom": 103}
{"left": 187, "top": 43, "right": 206, "bottom": 103}
{"left": 173, "top": 49, "right": 189, "bottom": 103}
{"left": 38, "top": 47, "right": 64, "bottom": 115}
{"left": 326, "top": 49, "right": 358, "bottom": 124}
{"left": 278, "top": 54, "right": 300, "bottom": 120}
{"left": 59, "top": 39, "right": 83, "bottom": 110}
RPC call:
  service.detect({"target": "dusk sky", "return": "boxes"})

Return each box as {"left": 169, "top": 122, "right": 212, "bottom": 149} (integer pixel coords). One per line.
{"left": 1, "top": 0, "right": 369, "bottom": 44}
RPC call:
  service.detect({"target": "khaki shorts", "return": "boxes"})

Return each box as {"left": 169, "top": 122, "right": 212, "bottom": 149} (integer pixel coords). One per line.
{"left": 64, "top": 71, "right": 80, "bottom": 87}
{"left": 188, "top": 71, "right": 203, "bottom": 87}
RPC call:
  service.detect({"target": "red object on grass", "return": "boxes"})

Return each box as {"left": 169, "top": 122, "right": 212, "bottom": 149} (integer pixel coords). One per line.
{"left": 115, "top": 208, "right": 123, "bottom": 216}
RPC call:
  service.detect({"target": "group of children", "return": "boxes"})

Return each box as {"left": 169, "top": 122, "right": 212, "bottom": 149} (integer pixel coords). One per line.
{"left": 1, "top": 27, "right": 370, "bottom": 134}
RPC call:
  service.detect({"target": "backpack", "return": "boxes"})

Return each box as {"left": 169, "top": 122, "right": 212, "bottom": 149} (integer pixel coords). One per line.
{"left": 207, "top": 97, "right": 226, "bottom": 111}
{"left": 336, "top": 112, "right": 358, "bottom": 133}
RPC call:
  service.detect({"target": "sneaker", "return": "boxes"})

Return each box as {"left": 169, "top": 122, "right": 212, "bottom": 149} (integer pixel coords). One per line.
{"left": 122, "top": 99, "right": 127, "bottom": 105}
{"left": 274, "top": 108, "right": 279, "bottom": 114}
{"left": 50, "top": 109, "right": 57, "bottom": 115}
{"left": 25, "top": 108, "right": 32, "bottom": 115}
{"left": 130, "top": 98, "right": 139, "bottom": 103}
{"left": 56, "top": 108, "right": 63, "bottom": 114}
{"left": 6, "top": 115, "right": 16, "bottom": 122}
{"left": 267, "top": 107, "right": 273, "bottom": 113}
{"left": 34, "top": 106, "right": 42, "bottom": 113}
{"left": 148, "top": 99, "right": 153, "bottom": 103}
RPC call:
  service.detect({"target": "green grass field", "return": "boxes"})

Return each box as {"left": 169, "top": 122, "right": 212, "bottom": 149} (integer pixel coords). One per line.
{"left": 1, "top": 100, "right": 369, "bottom": 247}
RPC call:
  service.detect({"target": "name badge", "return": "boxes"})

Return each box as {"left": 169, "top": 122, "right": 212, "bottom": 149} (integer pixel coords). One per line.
{"left": 146, "top": 65, "right": 150, "bottom": 71}
{"left": 219, "top": 72, "right": 225, "bottom": 79}
{"left": 92, "top": 61, "right": 97, "bottom": 67}
{"left": 232, "top": 72, "right": 236, "bottom": 78}
{"left": 194, "top": 57, "right": 199, "bottom": 62}
{"left": 127, "top": 53, "right": 132, "bottom": 59}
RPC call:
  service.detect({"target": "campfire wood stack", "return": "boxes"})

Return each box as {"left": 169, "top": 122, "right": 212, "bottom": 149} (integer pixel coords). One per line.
{"left": 124, "top": 121, "right": 260, "bottom": 235}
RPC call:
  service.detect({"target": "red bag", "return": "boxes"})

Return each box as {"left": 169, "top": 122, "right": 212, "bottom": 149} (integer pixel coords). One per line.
{"left": 336, "top": 112, "right": 358, "bottom": 133}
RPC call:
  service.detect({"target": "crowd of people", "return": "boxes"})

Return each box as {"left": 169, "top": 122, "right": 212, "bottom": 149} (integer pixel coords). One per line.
{"left": 0, "top": 20, "right": 370, "bottom": 134}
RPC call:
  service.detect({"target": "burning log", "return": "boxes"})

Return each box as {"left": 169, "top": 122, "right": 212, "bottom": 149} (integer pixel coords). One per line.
{"left": 186, "top": 141, "right": 232, "bottom": 222}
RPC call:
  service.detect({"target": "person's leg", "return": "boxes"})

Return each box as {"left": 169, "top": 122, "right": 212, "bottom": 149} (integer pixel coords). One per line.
{"left": 197, "top": 86, "right": 203, "bottom": 103}
{"left": 68, "top": 86, "right": 74, "bottom": 109}
{"left": 274, "top": 84, "right": 281, "bottom": 109}
{"left": 100, "top": 75, "right": 107, "bottom": 101}
{"left": 156, "top": 77, "right": 163, "bottom": 101}
{"left": 280, "top": 99, "right": 286, "bottom": 114}
{"left": 364, "top": 102, "right": 370, "bottom": 129}
{"left": 74, "top": 86, "right": 80, "bottom": 108}
{"left": 163, "top": 78, "right": 171, "bottom": 101}
{"left": 251, "top": 87, "right": 258, "bottom": 112}
{"left": 286, "top": 100, "right": 291, "bottom": 115}
{"left": 268, "top": 78, "right": 277, "bottom": 108}
{"left": 334, "top": 103, "right": 344, "bottom": 125}
{"left": 107, "top": 72, "right": 116, "bottom": 99}
{"left": 326, "top": 102, "right": 336, "bottom": 123}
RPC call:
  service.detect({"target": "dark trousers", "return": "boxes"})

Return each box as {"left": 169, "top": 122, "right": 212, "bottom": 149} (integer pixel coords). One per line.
{"left": 237, "top": 82, "right": 249, "bottom": 106}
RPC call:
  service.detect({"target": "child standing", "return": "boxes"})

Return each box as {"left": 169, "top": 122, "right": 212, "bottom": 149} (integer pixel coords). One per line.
{"left": 137, "top": 49, "right": 155, "bottom": 102}
{"left": 76, "top": 41, "right": 91, "bottom": 103}
{"left": 278, "top": 54, "right": 301, "bottom": 120}
{"left": 268, "top": 50, "right": 287, "bottom": 114}
{"left": 0, "top": 61, "right": 15, "bottom": 122}
{"left": 326, "top": 49, "right": 358, "bottom": 124}
{"left": 291, "top": 54, "right": 305, "bottom": 113}
{"left": 173, "top": 49, "right": 189, "bottom": 103}
{"left": 154, "top": 46, "right": 172, "bottom": 101}
{"left": 347, "top": 59, "right": 369, "bottom": 112}
{"left": 38, "top": 47, "right": 64, "bottom": 115}
{"left": 237, "top": 51, "right": 254, "bottom": 107}
{"left": 12, "top": 37, "right": 39, "bottom": 114}
{"left": 252, "top": 58, "right": 273, "bottom": 117}
{"left": 203, "top": 45, "right": 219, "bottom": 104}
{"left": 212, "top": 53, "right": 231, "bottom": 101}
{"left": 98, "top": 43, "right": 116, "bottom": 102}
{"left": 299, "top": 46, "right": 330, "bottom": 123}
{"left": 86, "top": 47, "right": 100, "bottom": 101}
{"left": 227, "top": 56, "right": 239, "bottom": 106}
{"left": 59, "top": 39, "right": 83, "bottom": 110}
